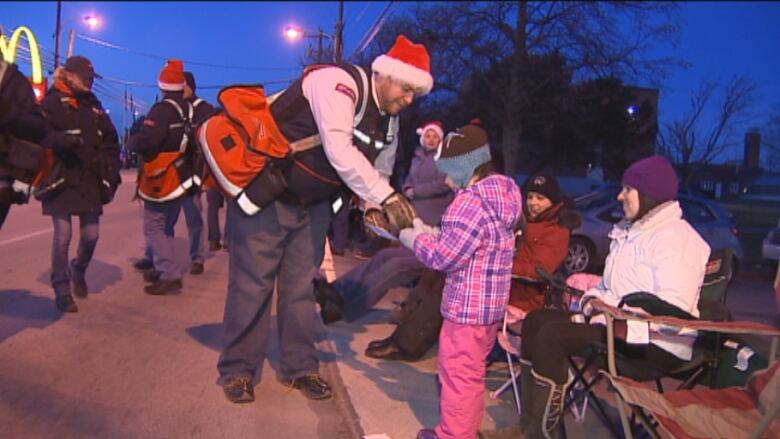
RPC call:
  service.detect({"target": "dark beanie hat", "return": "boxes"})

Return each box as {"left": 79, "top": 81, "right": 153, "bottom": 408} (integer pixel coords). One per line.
{"left": 184, "top": 71, "right": 196, "bottom": 92}
{"left": 435, "top": 122, "right": 492, "bottom": 187}
{"left": 622, "top": 155, "right": 678, "bottom": 203}
{"left": 524, "top": 173, "right": 561, "bottom": 204}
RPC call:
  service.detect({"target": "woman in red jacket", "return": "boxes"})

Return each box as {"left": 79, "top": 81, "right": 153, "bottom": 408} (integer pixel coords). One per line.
{"left": 510, "top": 173, "right": 581, "bottom": 316}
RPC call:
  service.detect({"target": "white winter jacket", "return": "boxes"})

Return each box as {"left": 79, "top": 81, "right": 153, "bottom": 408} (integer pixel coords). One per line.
{"left": 582, "top": 200, "right": 711, "bottom": 360}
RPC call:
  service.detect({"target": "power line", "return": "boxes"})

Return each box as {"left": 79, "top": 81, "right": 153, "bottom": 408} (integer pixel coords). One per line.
{"left": 350, "top": 1, "right": 396, "bottom": 60}
{"left": 75, "top": 33, "right": 300, "bottom": 72}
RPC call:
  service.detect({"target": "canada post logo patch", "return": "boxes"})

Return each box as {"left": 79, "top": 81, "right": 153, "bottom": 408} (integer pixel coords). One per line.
{"left": 335, "top": 83, "right": 356, "bottom": 103}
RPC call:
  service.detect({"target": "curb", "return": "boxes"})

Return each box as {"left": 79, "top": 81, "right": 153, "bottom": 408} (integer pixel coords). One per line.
{"left": 318, "top": 324, "right": 366, "bottom": 439}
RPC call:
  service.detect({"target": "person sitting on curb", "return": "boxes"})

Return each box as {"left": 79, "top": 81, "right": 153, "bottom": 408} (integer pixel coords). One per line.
{"left": 313, "top": 120, "right": 454, "bottom": 324}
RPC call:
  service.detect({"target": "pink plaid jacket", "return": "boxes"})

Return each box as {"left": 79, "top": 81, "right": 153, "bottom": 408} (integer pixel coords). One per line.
{"left": 414, "top": 175, "right": 523, "bottom": 325}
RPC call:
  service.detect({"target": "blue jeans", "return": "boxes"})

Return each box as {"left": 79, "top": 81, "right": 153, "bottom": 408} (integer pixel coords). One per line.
{"left": 218, "top": 199, "right": 330, "bottom": 384}
{"left": 181, "top": 193, "right": 205, "bottom": 264}
{"left": 206, "top": 188, "right": 225, "bottom": 244}
{"left": 143, "top": 199, "right": 182, "bottom": 281}
{"left": 329, "top": 203, "right": 350, "bottom": 252}
{"left": 50, "top": 213, "right": 100, "bottom": 297}
{"left": 335, "top": 245, "right": 425, "bottom": 321}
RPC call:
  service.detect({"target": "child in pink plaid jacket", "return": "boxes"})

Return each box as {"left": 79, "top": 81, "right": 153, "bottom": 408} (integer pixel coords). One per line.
{"left": 399, "top": 121, "right": 523, "bottom": 439}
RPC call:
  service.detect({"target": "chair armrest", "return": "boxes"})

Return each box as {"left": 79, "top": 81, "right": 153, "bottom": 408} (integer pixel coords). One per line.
{"left": 590, "top": 299, "right": 780, "bottom": 375}
{"left": 511, "top": 274, "right": 546, "bottom": 288}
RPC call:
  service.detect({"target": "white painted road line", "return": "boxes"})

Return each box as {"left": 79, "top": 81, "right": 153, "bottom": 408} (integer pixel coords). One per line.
{"left": 0, "top": 228, "right": 53, "bottom": 247}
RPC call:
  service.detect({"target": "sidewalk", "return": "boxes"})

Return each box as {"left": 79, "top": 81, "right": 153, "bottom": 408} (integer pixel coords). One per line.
{"left": 323, "top": 251, "right": 610, "bottom": 439}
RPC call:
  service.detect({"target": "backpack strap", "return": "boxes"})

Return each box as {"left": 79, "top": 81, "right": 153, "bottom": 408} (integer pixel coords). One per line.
{"left": 162, "top": 98, "right": 194, "bottom": 152}
{"left": 286, "top": 63, "right": 370, "bottom": 154}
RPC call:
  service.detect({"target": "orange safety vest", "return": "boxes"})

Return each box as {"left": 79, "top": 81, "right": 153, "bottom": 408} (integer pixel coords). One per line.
{"left": 137, "top": 99, "right": 201, "bottom": 202}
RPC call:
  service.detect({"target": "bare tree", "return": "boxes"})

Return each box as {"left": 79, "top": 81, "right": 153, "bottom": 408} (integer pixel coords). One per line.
{"left": 659, "top": 75, "right": 757, "bottom": 183}
{"left": 360, "top": 1, "right": 683, "bottom": 175}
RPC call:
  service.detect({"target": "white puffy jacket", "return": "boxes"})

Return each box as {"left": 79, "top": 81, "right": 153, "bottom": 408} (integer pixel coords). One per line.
{"left": 582, "top": 200, "right": 710, "bottom": 360}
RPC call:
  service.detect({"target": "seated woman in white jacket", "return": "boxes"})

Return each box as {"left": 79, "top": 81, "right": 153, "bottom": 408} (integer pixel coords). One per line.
{"left": 483, "top": 155, "right": 710, "bottom": 439}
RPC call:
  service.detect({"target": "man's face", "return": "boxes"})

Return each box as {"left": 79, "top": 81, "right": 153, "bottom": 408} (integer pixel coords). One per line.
{"left": 66, "top": 71, "right": 93, "bottom": 94}
{"left": 376, "top": 75, "right": 416, "bottom": 115}
{"left": 183, "top": 84, "right": 193, "bottom": 99}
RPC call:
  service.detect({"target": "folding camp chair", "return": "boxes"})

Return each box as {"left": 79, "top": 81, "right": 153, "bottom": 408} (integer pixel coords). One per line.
{"left": 538, "top": 249, "right": 737, "bottom": 437}
{"left": 592, "top": 299, "right": 780, "bottom": 439}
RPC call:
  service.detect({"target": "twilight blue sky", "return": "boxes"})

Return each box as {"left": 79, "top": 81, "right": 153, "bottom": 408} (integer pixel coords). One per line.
{"left": 2, "top": 1, "right": 779, "bottom": 164}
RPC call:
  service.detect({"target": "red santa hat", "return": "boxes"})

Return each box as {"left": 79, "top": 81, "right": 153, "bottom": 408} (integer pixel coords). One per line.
{"left": 372, "top": 35, "right": 433, "bottom": 95}
{"left": 158, "top": 59, "right": 185, "bottom": 91}
{"left": 416, "top": 120, "right": 444, "bottom": 146}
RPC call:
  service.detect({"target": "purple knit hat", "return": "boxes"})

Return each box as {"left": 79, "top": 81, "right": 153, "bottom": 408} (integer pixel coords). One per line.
{"left": 622, "top": 155, "right": 678, "bottom": 203}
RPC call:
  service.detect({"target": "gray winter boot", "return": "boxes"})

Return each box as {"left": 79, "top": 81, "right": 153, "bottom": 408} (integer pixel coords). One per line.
{"left": 526, "top": 369, "right": 571, "bottom": 439}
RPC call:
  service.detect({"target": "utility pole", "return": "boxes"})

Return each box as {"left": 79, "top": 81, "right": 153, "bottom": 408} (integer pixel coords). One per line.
{"left": 66, "top": 29, "right": 75, "bottom": 58}
{"left": 54, "top": 0, "right": 62, "bottom": 68}
{"left": 334, "top": 0, "right": 344, "bottom": 62}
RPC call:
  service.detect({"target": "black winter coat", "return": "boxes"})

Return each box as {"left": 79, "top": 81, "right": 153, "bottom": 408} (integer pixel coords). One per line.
{"left": 40, "top": 83, "right": 120, "bottom": 215}
{"left": 0, "top": 61, "right": 46, "bottom": 143}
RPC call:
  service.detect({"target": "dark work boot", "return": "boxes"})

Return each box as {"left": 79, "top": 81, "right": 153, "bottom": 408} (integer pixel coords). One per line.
{"left": 55, "top": 294, "right": 78, "bottom": 313}
{"left": 312, "top": 278, "right": 344, "bottom": 309}
{"left": 144, "top": 279, "right": 183, "bottom": 295}
{"left": 69, "top": 259, "right": 88, "bottom": 298}
{"left": 190, "top": 262, "right": 204, "bottom": 275}
{"left": 133, "top": 258, "right": 154, "bottom": 271}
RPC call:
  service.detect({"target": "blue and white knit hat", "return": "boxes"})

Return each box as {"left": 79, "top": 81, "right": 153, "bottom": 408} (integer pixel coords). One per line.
{"left": 435, "top": 122, "right": 492, "bottom": 188}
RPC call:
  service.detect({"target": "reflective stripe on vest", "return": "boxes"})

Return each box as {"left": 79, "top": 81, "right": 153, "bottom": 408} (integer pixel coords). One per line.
{"left": 284, "top": 66, "right": 371, "bottom": 155}
{"left": 137, "top": 175, "right": 197, "bottom": 203}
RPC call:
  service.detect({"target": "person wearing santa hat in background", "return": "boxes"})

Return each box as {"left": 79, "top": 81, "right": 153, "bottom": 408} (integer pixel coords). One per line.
{"left": 215, "top": 35, "right": 434, "bottom": 404}
{"left": 128, "top": 59, "right": 199, "bottom": 296}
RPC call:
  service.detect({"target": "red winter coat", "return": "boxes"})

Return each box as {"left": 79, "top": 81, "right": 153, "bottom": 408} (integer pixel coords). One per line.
{"left": 510, "top": 201, "right": 580, "bottom": 311}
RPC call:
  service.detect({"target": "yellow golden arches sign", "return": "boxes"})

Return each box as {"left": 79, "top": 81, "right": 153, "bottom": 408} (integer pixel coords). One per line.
{"left": 0, "top": 26, "right": 44, "bottom": 85}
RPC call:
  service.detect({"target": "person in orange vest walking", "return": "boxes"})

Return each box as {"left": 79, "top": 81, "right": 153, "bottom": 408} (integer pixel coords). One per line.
{"left": 128, "top": 60, "right": 201, "bottom": 295}
{"left": 212, "top": 35, "right": 432, "bottom": 404}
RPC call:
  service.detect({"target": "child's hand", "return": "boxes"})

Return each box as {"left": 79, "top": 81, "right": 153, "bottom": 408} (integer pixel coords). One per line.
{"left": 399, "top": 218, "right": 436, "bottom": 249}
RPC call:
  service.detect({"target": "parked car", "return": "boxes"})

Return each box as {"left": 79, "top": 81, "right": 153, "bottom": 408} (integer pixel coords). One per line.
{"left": 564, "top": 184, "right": 743, "bottom": 281}
{"left": 761, "top": 227, "right": 780, "bottom": 263}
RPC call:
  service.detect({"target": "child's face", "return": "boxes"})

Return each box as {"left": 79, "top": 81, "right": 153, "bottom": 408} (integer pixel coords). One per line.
{"left": 422, "top": 129, "right": 441, "bottom": 150}
{"left": 526, "top": 192, "right": 553, "bottom": 219}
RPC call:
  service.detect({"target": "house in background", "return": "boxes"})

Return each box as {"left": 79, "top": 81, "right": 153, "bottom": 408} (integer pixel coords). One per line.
{"left": 686, "top": 130, "right": 780, "bottom": 201}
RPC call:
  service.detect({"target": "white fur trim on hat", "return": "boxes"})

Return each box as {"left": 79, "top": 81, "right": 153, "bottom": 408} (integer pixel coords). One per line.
{"left": 372, "top": 54, "right": 433, "bottom": 95}
{"left": 158, "top": 80, "right": 185, "bottom": 91}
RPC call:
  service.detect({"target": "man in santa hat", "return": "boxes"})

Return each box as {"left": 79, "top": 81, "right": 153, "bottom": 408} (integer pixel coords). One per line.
{"left": 128, "top": 60, "right": 201, "bottom": 295}
{"left": 216, "top": 35, "right": 434, "bottom": 403}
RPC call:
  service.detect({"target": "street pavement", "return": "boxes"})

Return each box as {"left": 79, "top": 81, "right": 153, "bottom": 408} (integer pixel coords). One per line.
{"left": 0, "top": 169, "right": 777, "bottom": 438}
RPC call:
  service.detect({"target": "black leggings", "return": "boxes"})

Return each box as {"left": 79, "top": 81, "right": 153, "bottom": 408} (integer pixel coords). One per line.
{"left": 520, "top": 308, "right": 686, "bottom": 384}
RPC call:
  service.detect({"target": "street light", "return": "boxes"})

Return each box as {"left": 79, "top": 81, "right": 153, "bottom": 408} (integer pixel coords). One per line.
{"left": 283, "top": 24, "right": 334, "bottom": 64}
{"left": 53, "top": 0, "right": 102, "bottom": 68}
